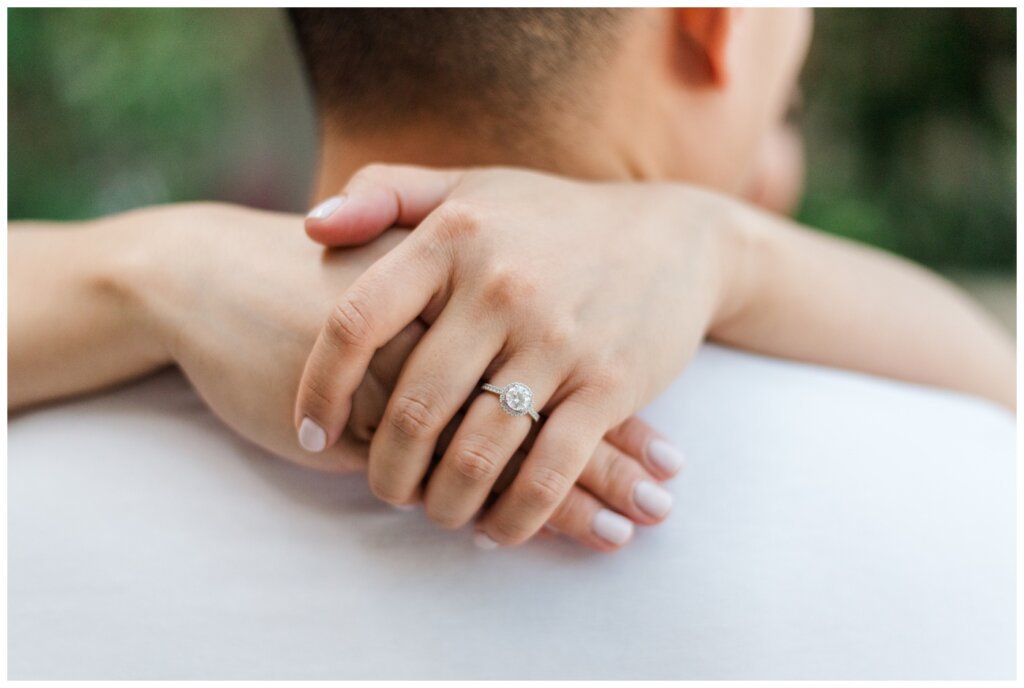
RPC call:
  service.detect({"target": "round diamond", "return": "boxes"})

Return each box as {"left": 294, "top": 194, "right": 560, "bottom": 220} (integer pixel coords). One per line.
{"left": 500, "top": 383, "right": 533, "bottom": 416}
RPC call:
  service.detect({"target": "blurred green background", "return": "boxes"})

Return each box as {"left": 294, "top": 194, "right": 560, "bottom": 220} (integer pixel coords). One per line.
{"left": 7, "top": 8, "right": 1016, "bottom": 324}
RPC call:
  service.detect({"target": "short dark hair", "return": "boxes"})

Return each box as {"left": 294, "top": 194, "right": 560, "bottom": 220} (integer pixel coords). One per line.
{"left": 287, "top": 9, "right": 624, "bottom": 136}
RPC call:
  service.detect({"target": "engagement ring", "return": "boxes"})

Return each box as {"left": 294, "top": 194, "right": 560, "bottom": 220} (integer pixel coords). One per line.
{"left": 481, "top": 381, "right": 540, "bottom": 422}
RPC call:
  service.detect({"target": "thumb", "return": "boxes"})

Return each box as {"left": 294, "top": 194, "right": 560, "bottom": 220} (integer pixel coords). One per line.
{"left": 305, "top": 163, "right": 466, "bottom": 247}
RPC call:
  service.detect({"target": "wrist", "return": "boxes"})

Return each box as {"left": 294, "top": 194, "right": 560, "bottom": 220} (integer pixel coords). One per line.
{"left": 659, "top": 184, "right": 760, "bottom": 337}
{"left": 102, "top": 202, "right": 227, "bottom": 367}
{"left": 92, "top": 207, "right": 175, "bottom": 369}
{"left": 709, "top": 199, "right": 764, "bottom": 338}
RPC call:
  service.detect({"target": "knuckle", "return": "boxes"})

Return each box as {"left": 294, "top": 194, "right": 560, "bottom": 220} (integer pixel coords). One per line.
{"left": 520, "top": 465, "right": 572, "bottom": 511}
{"left": 325, "top": 295, "right": 374, "bottom": 348}
{"left": 481, "top": 266, "right": 537, "bottom": 310}
{"left": 450, "top": 437, "right": 504, "bottom": 483}
{"left": 592, "top": 362, "right": 626, "bottom": 392}
{"left": 577, "top": 357, "right": 628, "bottom": 400}
{"left": 537, "top": 318, "right": 574, "bottom": 350}
{"left": 432, "top": 201, "right": 481, "bottom": 242}
{"left": 388, "top": 391, "right": 443, "bottom": 440}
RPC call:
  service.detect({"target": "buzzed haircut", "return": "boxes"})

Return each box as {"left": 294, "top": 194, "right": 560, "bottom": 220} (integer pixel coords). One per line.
{"left": 287, "top": 9, "right": 625, "bottom": 135}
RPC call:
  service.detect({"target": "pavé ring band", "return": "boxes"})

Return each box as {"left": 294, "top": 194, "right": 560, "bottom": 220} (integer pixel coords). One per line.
{"left": 481, "top": 382, "right": 540, "bottom": 422}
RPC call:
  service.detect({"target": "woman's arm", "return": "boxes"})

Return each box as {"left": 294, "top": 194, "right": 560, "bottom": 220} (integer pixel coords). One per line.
{"left": 9, "top": 212, "right": 170, "bottom": 410}
{"left": 295, "top": 164, "right": 1014, "bottom": 547}
{"left": 9, "top": 202, "right": 684, "bottom": 552}
{"left": 714, "top": 201, "right": 1015, "bottom": 409}
{"left": 305, "top": 166, "right": 1015, "bottom": 411}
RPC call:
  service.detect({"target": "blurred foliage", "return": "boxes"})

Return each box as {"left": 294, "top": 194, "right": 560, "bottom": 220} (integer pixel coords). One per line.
{"left": 797, "top": 8, "right": 1015, "bottom": 271}
{"left": 8, "top": 8, "right": 1016, "bottom": 272}
{"left": 8, "top": 8, "right": 316, "bottom": 217}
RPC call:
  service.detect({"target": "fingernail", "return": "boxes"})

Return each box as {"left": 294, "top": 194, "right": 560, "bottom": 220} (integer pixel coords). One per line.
{"left": 473, "top": 532, "right": 500, "bottom": 550}
{"left": 307, "top": 195, "right": 345, "bottom": 220}
{"left": 298, "top": 417, "right": 327, "bottom": 452}
{"left": 647, "top": 439, "right": 686, "bottom": 475}
{"left": 592, "top": 509, "right": 634, "bottom": 545}
{"left": 634, "top": 480, "right": 673, "bottom": 518}
{"left": 393, "top": 503, "right": 417, "bottom": 512}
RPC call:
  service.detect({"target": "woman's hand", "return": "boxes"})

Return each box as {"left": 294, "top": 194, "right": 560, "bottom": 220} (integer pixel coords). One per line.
{"left": 296, "top": 165, "right": 735, "bottom": 546}
{"left": 107, "top": 202, "right": 683, "bottom": 551}
{"left": 96, "top": 203, "right": 404, "bottom": 472}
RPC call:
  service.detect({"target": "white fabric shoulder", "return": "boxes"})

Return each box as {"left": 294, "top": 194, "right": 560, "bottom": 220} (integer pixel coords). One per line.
{"left": 8, "top": 344, "right": 1014, "bottom": 679}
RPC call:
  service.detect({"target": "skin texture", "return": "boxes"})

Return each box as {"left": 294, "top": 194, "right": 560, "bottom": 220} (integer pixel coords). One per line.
{"left": 290, "top": 8, "right": 1007, "bottom": 542}
{"left": 12, "top": 8, "right": 799, "bottom": 555}
{"left": 8, "top": 9, "right": 1015, "bottom": 554}
{"left": 294, "top": 164, "right": 1014, "bottom": 547}
{"left": 8, "top": 203, "right": 683, "bottom": 552}
{"left": 311, "top": 9, "right": 814, "bottom": 197}
{"left": 296, "top": 168, "right": 726, "bottom": 543}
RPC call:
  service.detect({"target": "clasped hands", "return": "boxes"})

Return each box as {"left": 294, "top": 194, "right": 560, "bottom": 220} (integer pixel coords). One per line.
{"left": 293, "top": 165, "right": 736, "bottom": 551}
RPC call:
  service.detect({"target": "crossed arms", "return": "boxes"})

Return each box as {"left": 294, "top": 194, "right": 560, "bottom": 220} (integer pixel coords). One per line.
{"left": 9, "top": 166, "right": 1014, "bottom": 551}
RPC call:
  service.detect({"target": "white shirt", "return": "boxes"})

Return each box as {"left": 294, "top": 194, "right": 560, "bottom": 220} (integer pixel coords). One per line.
{"left": 8, "top": 345, "right": 1015, "bottom": 679}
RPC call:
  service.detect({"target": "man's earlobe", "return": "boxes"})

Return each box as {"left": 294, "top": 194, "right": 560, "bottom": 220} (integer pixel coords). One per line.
{"left": 673, "top": 8, "right": 736, "bottom": 87}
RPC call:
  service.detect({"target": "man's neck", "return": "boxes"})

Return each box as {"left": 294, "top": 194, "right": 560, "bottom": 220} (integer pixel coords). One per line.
{"left": 312, "top": 122, "right": 643, "bottom": 203}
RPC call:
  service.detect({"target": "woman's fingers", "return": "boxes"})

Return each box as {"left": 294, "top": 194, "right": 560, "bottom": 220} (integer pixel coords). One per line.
{"left": 475, "top": 394, "right": 612, "bottom": 547}
{"left": 522, "top": 425, "right": 683, "bottom": 552}
{"left": 348, "top": 319, "right": 428, "bottom": 443}
{"left": 366, "top": 307, "right": 505, "bottom": 506}
{"left": 421, "top": 359, "right": 564, "bottom": 529}
{"left": 294, "top": 234, "right": 450, "bottom": 452}
{"left": 602, "top": 415, "right": 687, "bottom": 480}
{"left": 402, "top": 409, "right": 684, "bottom": 552}
{"left": 538, "top": 487, "right": 635, "bottom": 553}
{"left": 305, "top": 164, "right": 466, "bottom": 247}
{"left": 575, "top": 440, "right": 673, "bottom": 527}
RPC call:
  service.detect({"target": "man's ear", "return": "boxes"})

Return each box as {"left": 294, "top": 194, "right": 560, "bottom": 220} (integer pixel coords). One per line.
{"left": 672, "top": 8, "right": 739, "bottom": 87}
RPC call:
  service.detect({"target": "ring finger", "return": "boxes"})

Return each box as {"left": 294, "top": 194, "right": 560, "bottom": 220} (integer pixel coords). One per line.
{"left": 367, "top": 305, "right": 504, "bottom": 506}
{"left": 422, "top": 356, "right": 564, "bottom": 528}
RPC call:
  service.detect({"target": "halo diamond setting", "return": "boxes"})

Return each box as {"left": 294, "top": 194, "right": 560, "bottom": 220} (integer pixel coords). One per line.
{"left": 481, "top": 381, "right": 540, "bottom": 422}
{"left": 499, "top": 382, "right": 534, "bottom": 416}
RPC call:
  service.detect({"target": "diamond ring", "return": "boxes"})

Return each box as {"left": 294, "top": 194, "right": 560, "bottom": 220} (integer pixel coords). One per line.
{"left": 481, "top": 382, "right": 540, "bottom": 422}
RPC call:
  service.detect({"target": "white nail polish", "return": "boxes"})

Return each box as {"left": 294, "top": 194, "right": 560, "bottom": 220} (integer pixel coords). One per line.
{"left": 592, "top": 509, "right": 634, "bottom": 545}
{"left": 634, "top": 481, "right": 673, "bottom": 518}
{"left": 647, "top": 439, "right": 686, "bottom": 474}
{"left": 473, "top": 532, "right": 499, "bottom": 550}
{"left": 307, "top": 195, "right": 345, "bottom": 220}
{"left": 298, "top": 417, "right": 327, "bottom": 453}
{"left": 393, "top": 503, "right": 417, "bottom": 512}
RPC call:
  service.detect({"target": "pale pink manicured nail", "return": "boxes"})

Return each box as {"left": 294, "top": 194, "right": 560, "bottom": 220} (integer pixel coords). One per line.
{"left": 473, "top": 532, "right": 499, "bottom": 550}
{"left": 298, "top": 417, "right": 327, "bottom": 452}
{"left": 592, "top": 509, "right": 634, "bottom": 545}
{"left": 634, "top": 480, "right": 673, "bottom": 518}
{"left": 307, "top": 195, "right": 345, "bottom": 220}
{"left": 647, "top": 439, "right": 686, "bottom": 474}
{"left": 393, "top": 503, "right": 417, "bottom": 512}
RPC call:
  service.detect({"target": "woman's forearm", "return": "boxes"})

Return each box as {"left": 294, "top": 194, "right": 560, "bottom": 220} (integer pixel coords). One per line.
{"left": 710, "top": 200, "right": 1015, "bottom": 409}
{"left": 9, "top": 212, "right": 171, "bottom": 411}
